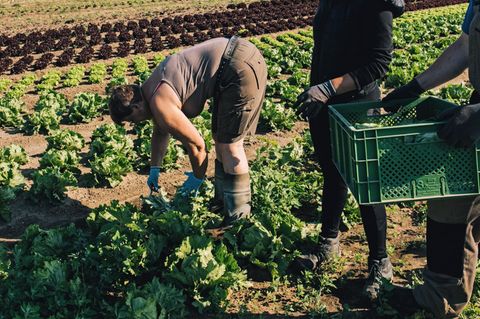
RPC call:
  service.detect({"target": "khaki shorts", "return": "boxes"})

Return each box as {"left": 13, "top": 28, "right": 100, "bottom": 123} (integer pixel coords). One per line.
{"left": 212, "top": 39, "right": 267, "bottom": 144}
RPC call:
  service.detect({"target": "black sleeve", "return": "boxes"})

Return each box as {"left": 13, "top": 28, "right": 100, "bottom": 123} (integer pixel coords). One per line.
{"left": 349, "top": 9, "right": 393, "bottom": 89}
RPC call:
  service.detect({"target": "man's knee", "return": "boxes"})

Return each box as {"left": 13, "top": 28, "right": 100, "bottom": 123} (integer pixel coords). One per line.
{"left": 215, "top": 140, "right": 247, "bottom": 175}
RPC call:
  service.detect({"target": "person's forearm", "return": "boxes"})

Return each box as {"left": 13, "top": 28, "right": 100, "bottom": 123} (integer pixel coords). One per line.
{"left": 185, "top": 141, "right": 208, "bottom": 179}
{"left": 416, "top": 33, "right": 469, "bottom": 91}
{"left": 331, "top": 74, "right": 357, "bottom": 96}
{"left": 150, "top": 125, "right": 170, "bottom": 167}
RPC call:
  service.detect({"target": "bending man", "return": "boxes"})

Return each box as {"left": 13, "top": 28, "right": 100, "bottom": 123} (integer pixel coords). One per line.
{"left": 108, "top": 36, "right": 267, "bottom": 229}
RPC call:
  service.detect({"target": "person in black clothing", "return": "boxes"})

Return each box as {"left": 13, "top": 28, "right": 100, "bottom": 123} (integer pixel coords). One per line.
{"left": 291, "top": 0, "right": 405, "bottom": 301}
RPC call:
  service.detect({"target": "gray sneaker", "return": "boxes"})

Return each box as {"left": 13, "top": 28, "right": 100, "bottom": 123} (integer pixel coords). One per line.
{"left": 290, "top": 235, "right": 340, "bottom": 272}
{"left": 363, "top": 257, "right": 393, "bottom": 301}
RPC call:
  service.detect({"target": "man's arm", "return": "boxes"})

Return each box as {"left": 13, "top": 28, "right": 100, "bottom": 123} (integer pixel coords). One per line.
{"left": 150, "top": 123, "right": 170, "bottom": 167}
{"left": 416, "top": 33, "right": 469, "bottom": 91}
{"left": 149, "top": 83, "right": 208, "bottom": 179}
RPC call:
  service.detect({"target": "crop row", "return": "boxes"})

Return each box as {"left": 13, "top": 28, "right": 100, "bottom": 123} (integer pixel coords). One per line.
{"left": 0, "top": 5, "right": 471, "bottom": 137}
{"left": 0, "top": 0, "right": 469, "bottom": 75}
{"left": 0, "top": 24, "right": 474, "bottom": 215}
{"left": 1, "top": 5, "right": 479, "bottom": 316}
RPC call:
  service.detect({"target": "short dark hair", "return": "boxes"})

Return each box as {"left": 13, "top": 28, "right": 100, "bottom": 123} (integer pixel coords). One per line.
{"left": 109, "top": 84, "right": 143, "bottom": 124}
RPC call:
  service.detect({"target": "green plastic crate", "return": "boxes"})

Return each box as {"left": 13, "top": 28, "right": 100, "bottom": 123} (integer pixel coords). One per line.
{"left": 328, "top": 97, "right": 480, "bottom": 205}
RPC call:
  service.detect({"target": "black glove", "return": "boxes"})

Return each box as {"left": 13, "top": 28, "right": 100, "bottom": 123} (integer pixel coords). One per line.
{"left": 294, "top": 80, "right": 336, "bottom": 120}
{"left": 383, "top": 78, "right": 425, "bottom": 112}
{"left": 436, "top": 104, "right": 480, "bottom": 148}
{"left": 384, "top": 0, "right": 405, "bottom": 18}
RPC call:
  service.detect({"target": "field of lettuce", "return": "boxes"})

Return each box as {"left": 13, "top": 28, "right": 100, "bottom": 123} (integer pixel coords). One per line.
{"left": 0, "top": 1, "right": 479, "bottom": 318}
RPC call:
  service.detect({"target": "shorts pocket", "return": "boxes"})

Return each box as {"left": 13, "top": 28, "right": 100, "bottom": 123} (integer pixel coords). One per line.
{"left": 217, "top": 97, "right": 255, "bottom": 136}
{"left": 244, "top": 51, "right": 264, "bottom": 90}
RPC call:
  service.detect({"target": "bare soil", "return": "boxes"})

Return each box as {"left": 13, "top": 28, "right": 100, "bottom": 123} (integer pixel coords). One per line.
{"left": 0, "top": 0, "right": 257, "bottom": 35}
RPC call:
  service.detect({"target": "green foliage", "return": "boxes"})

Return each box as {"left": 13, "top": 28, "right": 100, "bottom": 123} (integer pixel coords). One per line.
{"left": 436, "top": 83, "right": 474, "bottom": 106}
{"left": 19, "top": 73, "right": 37, "bottom": 86}
{"left": 30, "top": 167, "right": 77, "bottom": 203}
{"left": 0, "top": 186, "right": 15, "bottom": 222}
{"left": 35, "top": 90, "right": 68, "bottom": 115}
{"left": 4, "top": 75, "right": 34, "bottom": 99}
{"left": 131, "top": 56, "right": 150, "bottom": 75}
{"left": 88, "top": 123, "right": 136, "bottom": 187}
{"left": 260, "top": 98, "right": 296, "bottom": 131}
{"left": 46, "top": 129, "right": 85, "bottom": 152}
{"left": 111, "top": 58, "right": 129, "bottom": 78}
{"left": 87, "top": 63, "right": 107, "bottom": 84}
{"left": 135, "top": 71, "right": 151, "bottom": 85}
{"left": 24, "top": 107, "right": 61, "bottom": 135}
{"left": 63, "top": 66, "right": 86, "bottom": 87}
{"left": 165, "top": 235, "right": 247, "bottom": 312}
{"left": 0, "top": 145, "right": 26, "bottom": 221}
{"left": 221, "top": 138, "right": 322, "bottom": 279}
{"left": 0, "top": 144, "right": 28, "bottom": 165}
{"left": 0, "top": 77, "right": 12, "bottom": 93}
{"left": 0, "top": 6, "right": 473, "bottom": 317}
{"left": 0, "top": 97, "right": 24, "bottom": 128}
{"left": 67, "top": 92, "right": 108, "bottom": 123}
{"left": 36, "top": 70, "right": 62, "bottom": 92}
{"left": 266, "top": 79, "right": 302, "bottom": 106}
{"left": 89, "top": 151, "right": 133, "bottom": 187}
{"left": 40, "top": 149, "right": 81, "bottom": 173}
{"left": 117, "top": 278, "right": 188, "bottom": 319}
{"left": 90, "top": 123, "right": 136, "bottom": 160}
{"left": 192, "top": 110, "right": 213, "bottom": 150}
{"left": 0, "top": 162, "right": 24, "bottom": 189}
{"left": 134, "top": 121, "right": 185, "bottom": 171}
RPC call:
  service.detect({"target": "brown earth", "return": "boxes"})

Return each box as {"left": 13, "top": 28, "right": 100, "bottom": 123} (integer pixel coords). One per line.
{"left": 0, "top": 0, "right": 257, "bottom": 35}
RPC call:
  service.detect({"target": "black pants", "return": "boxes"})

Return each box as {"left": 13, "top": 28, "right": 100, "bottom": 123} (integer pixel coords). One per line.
{"left": 469, "top": 90, "right": 480, "bottom": 262}
{"left": 309, "top": 87, "right": 387, "bottom": 260}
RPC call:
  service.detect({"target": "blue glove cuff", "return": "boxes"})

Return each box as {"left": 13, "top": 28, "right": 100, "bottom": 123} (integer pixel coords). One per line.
{"left": 189, "top": 174, "right": 203, "bottom": 183}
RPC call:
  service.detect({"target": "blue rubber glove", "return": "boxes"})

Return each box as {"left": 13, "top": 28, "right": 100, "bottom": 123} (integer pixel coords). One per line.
{"left": 147, "top": 166, "right": 160, "bottom": 192}
{"left": 179, "top": 172, "right": 204, "bottom": 196}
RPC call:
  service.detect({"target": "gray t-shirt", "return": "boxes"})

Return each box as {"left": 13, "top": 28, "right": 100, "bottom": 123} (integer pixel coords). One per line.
{"left": 141, "top": 37, "right": 228, "bottom": 116}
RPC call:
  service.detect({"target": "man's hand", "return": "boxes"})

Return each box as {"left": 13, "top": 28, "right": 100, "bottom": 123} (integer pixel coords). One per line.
{"left": 178, "top": 171, "right": 204, "bottom": 196}
{"left": 383, "top": 79, "right": 425, "bottom": 112}
{"left": 294, "top": 80, "right": 336, "bottom": 120}
{"left": 147, "top": 166, "right": 160, "bottom": 192}
{"left": 437, "top": 104, "right": 480, "bottom": 148}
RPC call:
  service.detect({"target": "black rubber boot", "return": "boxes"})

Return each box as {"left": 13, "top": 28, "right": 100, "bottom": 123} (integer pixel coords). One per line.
{"left": 206, "top": 172, "right": 251, "bottom": 238}
{"left": 210, "top": 160, "right": 225, "bottom": 214}
{"left": 223, "top": 172, "right": 251, "bottom": 224}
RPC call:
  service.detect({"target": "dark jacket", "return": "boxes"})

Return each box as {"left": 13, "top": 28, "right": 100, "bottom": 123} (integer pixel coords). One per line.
{"left": 310, "top": 0, "right": 404, "bottom": 98}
